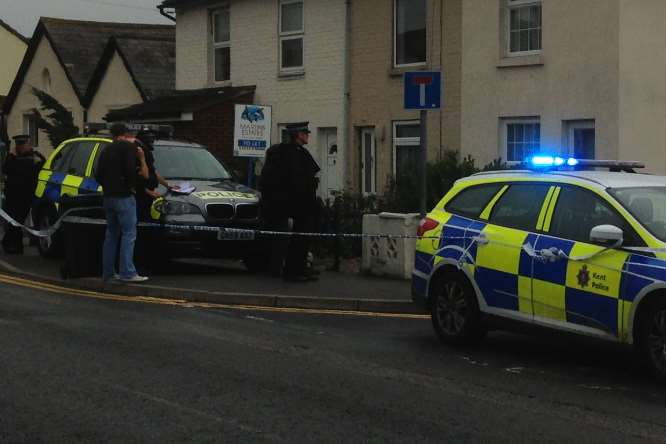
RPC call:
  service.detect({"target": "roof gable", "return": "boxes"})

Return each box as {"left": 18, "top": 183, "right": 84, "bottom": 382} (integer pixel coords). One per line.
{"left": 0, "top": 19, "right": 28, "bottom": 45}
{"left": 3, "top": 17, "right": 174, "bottom": 114}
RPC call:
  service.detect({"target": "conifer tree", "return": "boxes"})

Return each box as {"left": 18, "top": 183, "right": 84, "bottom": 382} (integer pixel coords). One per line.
{"left": 31, "top": 87, "right": 79, "bottom": 147}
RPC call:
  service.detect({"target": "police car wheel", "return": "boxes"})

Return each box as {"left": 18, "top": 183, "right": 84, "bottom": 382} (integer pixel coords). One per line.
{"left": 430, "top": 272, "right": 484, "bottom": 345}
{"left": 638, "top": 298, "right": 666, "bottom": 381}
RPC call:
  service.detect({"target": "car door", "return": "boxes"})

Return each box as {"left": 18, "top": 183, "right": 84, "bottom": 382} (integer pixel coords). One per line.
{"left": 536, "top": 185, "right": 643, "bottom": 338}
{"left": 59, "top": 141, "right": 98, "bottom": 197}
{"left": 474, "top": 182, "right": 552, "bottom": 320}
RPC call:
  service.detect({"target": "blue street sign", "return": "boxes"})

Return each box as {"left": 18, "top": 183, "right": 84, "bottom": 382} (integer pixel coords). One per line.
{"left": 404, "top": 71, "right": 441, "bottom": 110}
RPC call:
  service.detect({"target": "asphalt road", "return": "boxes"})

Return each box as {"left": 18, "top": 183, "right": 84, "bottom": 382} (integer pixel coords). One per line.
{"left": 2, "top": 282, "right": 666, "bottom": 443}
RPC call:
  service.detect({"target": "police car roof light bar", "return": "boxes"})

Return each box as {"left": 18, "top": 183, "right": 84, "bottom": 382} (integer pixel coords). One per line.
{"left": 524, "top": 156, "right": 644, "bottom": 173}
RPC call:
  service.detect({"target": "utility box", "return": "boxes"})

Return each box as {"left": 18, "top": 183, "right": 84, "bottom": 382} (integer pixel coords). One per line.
{"left": 362, "top": 212, "right": 420, "bottom": 280}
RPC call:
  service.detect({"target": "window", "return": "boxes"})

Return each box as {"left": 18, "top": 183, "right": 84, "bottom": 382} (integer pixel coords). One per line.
{"left": 611, "top": 187, "right": 666, "bottom": 243}
{"left": 507, "top": 0, "right": 542, "bottom": 55}
{"left": 51, "top": 141, "right": 96, "bottom": 176}
{"left": 22, "top": 113, "right": 39, "bottom": 148}
{"left": 279, "top": 0, "right": 304, "bottom": 72}
{"left": 503, "top": 118, "right": 540, "bottom": 162}
{"left": 392, "top": 121, "right": 420, "bottom": 180}
{"left": 361, "top": 128, "right": 376, "bottom": 195}
{"left": 489, "top": 183, "right": 550, "bottom": 231}
{"left": 446, "top": 184, "right": 504, "bottom": 218}
{"left": 41, "top": 68, "right": 51, "bottom": 94}
{"left": 394, "top": 0, "right": 426, "bottom": 67}
{"left": 65, "top": 141, "right": 97, "bottom": 176}
{"left": 550, "top": 186, "right": 643, "bottom": 246}
{"left": 564, "top": 120, "right": 595, "bottom": 159}
{"left": 51, "top": 143, "right": 75, "bottom": 173}
{"left": 212, "top": 6, "right": 230, "bottom": 82}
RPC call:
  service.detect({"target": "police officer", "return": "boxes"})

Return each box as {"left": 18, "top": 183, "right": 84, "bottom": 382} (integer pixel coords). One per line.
{"left": 260, "top": 122, "right": 320, "bottom": 282}
{"left": 1, "top": 135, "right": 45, "bottom": 254}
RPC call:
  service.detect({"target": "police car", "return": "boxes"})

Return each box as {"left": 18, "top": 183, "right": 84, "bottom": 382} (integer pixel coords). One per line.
{"left": 32, "top": 133, "right": 266, "bottom": 271}
{"left": 413, "top": 156, "right": 666, "bottom": 379}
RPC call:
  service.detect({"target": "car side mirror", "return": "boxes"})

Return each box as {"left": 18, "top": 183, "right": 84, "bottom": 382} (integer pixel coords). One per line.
{"left": 590, "top": 224, "right": 623, "bottom": 247}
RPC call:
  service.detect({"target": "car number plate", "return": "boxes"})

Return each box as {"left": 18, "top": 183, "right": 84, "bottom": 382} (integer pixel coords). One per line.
{"left": 217, "top": 229, "right": 255, "bottom": 241}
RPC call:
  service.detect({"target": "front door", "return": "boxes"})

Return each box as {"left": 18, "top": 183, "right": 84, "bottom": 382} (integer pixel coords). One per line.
{"left": 318, "top": 127, "right": 340, "bottom": 197}
{"left": 536, "top": 185, "right": 640, "bottom": 337}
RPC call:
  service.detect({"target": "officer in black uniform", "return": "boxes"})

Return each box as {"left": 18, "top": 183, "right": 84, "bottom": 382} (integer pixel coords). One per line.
{"left": 1, "top": 135, "right": 45, "bottom": 254}
{"left": 260, "top": 122, "right": 320, "bottom": 281}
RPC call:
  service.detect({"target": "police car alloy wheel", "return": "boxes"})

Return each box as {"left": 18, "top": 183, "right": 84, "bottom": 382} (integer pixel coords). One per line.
{"left": 35, "top": 205, "right": 62, "bottom": 258}
{"left": 430, "top": 272, "right": 484, "bottom": 345}
{"left": 638, "top": 298, "right": 666, "bottom": 381}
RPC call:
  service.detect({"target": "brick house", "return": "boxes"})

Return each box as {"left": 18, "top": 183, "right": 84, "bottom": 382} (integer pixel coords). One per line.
{"left": 154, "top": 0, "right": 349, "bottom": 197}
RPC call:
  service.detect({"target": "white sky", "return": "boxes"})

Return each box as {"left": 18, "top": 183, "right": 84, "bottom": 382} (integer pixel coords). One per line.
{"left": 1, "top": 0, "right": 172, "bottom": 38}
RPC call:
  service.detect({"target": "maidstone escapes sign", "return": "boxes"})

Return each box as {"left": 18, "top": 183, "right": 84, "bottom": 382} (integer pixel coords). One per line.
{"left": 233, "top": 104, "right": 272, "bottom": 158}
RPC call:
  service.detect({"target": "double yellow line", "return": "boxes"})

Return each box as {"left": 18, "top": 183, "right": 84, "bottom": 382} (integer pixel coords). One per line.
{"left": 0, "top": 272, "right": 429, "bottom": 320}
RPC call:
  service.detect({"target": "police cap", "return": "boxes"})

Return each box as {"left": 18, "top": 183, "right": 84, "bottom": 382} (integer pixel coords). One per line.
{"left": 285, "top": 122, "right": 311, "bottom": 134}
{"left": 12, "top": 134, "right": 30, "bottom": 145}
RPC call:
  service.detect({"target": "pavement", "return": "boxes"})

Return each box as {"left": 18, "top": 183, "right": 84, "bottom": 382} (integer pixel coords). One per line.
{"left": 0, "top": 242, "right": 422, "bottom": 314}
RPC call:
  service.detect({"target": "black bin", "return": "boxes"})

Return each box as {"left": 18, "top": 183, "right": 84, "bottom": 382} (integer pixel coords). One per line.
{"left": 59, "top": 194, "right": 105, "bottom": 279}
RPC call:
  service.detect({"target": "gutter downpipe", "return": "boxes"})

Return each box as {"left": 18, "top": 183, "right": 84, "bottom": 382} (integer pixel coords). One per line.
{"left": 343, "top": 0, "right": 352, "bottom": 193}
{"left": 158, "top": 5, "right": 177, "bottom": 22}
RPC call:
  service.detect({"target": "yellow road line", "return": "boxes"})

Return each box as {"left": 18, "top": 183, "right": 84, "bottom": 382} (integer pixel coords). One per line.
{"left": 0, "top": 273, "right": 429, "bottom": 320}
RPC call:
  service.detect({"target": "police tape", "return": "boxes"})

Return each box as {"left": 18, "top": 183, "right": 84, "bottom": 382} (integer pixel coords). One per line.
{"left": 0, "top": 208, "right": 448, "bottom": 241}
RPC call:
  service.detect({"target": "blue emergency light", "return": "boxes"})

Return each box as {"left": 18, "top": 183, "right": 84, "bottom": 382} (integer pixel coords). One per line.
{"left": 527, "top": 155, "right": 579, "bottom": 169}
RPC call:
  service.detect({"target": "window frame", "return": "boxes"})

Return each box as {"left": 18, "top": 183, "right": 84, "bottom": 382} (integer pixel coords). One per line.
{"left": 548, "top": 185, "right": 645, "bottom": 247}
{"left": 392, "top": 120, "right": 421, "bottom": 177}
{"left": 501, "top": 117, "right": 541, "bottom": 164}
{"left": 393, "top": 0, "right": 427, "bottom": 68}
{"left": 211, "top": 5, "right": 231, "bottom": 83}
{"left": 279, "top": 0, "right": 305, "bottom": 74}
{"left": 505, "top": 0, "right": 542, "bottom": 57}
{"left": 564, "top": 120, "right": 595, "bottom": 159}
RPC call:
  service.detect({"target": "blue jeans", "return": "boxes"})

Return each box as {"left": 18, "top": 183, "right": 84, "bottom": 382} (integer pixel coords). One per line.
{"left": 102, "top": 196, "right": 138, "bottom": 280}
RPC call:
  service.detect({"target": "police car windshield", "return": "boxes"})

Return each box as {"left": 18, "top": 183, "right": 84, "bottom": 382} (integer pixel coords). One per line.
{"left": 153, "top": 145, "right": 232, "bottom": 181}
{"left": 610, "top": 187, "right": 666, "bottom": 241}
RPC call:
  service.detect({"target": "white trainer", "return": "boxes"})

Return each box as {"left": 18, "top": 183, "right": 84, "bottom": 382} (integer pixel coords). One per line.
{"left": 120, "top": 275, "right": 149, "bottom": 283}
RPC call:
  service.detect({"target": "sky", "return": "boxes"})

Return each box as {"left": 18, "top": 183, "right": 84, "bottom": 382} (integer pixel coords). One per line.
{"left": 1, "top": 0, "right": 172, "bottom": 37}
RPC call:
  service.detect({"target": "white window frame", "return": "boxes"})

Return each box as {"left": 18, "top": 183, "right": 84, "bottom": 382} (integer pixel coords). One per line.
{"left": 393, "top": 0, "right": 427, "bottom": 68}
{"left": 392, "top": 120, "right": 421, "bottom": 177}
{"left": 565, "top": 120, "right": 595, "bottom": 158}
{"left": 279, "top": 0, "right": 304, "bottom": 74}
{"left": 22, "top": 113, "right": 39, "bottom": 148}
{"left": 506, "top": 0, "right": 542, "bottom": 57}
{"left": 361, "top": 128, "right": 376, "bottom": 195}
{"left": 501, "top": 117, "right": 541, "bottom": 164}
{"left": 211, "top": 5, "right": 231, "bottom": 83}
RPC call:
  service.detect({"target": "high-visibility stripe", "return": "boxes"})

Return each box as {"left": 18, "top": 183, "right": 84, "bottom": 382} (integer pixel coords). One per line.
{"left": 85, "top": 143, "right": 100, "bottom": 177}
{"left": 542, "top": 187, "right": 561, "bottom": 232}
{"left": 536, "top": 186, "right": 556, "bottom": 231}
{"left": 479, "top": 185, "right": 508, "bottom": 220}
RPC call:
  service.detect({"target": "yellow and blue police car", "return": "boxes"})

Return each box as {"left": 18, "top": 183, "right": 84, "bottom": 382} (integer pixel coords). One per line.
{"left": 32, "top": 134, "right": 265, "bottom": 271}
{"left": 413, "top": 156, "right": 666, "bottom": 379}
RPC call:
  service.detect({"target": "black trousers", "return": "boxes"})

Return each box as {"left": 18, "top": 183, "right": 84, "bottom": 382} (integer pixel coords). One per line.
{"left": 2, "top": 199, "right": 31, "bottom": 254}
{"left": 284, "top": 212, "right": 315, "bottom": 277}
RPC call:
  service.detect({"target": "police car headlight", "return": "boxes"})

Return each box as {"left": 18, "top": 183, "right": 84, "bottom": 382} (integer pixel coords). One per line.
{"left": 158, "top": 200, "right": 201, "bottom": 215}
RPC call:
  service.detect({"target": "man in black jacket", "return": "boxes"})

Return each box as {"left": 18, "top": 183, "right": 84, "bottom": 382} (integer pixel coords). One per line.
{"left": 260, "top": 122, "right": 320, "bottom": 281}
{"left": 95, "top": 123, "right": 149, "bottom": 282}
{"left": 1, "top": 134, "right": 45, "bottom": 254}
